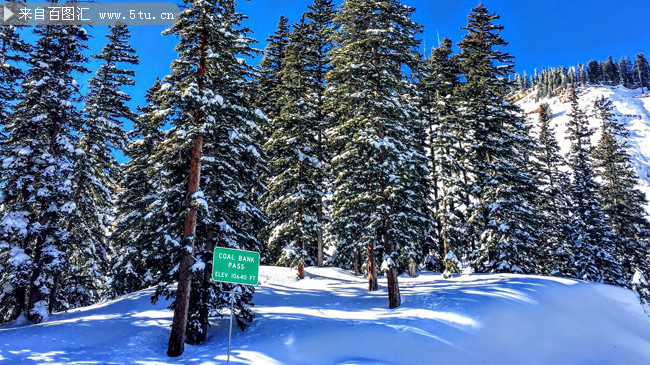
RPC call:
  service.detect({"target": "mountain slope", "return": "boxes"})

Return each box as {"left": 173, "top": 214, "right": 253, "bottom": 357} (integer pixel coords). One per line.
{"left": 1, "top": 266, "right": 649, "bottom": 364}
{"left": 517, "top": 85, "right": 650, "bottom": 213}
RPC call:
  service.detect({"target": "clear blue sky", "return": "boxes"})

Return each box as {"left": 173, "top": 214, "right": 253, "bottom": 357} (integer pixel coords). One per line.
{"left": 80, "top": 0, "right": 650, "bottom": 118}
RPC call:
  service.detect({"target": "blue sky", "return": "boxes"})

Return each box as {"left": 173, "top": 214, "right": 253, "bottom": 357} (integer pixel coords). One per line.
{"left": 73, "top": 0, "right": 650, "bottom": 116}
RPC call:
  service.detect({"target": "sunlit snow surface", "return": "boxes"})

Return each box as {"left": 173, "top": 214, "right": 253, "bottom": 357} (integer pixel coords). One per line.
{"left": 1, "top": 266, "right": 649, "bottom": 364}
{"left": 517, "top": 85, "right": 650, "bottom": 215}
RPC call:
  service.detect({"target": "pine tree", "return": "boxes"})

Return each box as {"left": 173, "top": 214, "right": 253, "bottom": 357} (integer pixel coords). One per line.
{"left": 0, "top": 23, "right": 28, "bottom": 132}
{"left": 533, "top": 103, "right": 574, "bottom": 276}
{"left": 0, "top": 23, "right": 90, "bottom": 323}
{"left": 457, "top": 4, "right": 540, "bottom": 274}
{"left": 578, "top": 63, "right": 587, "bottom": 87}
{"left": 110, "top": 79, "right": 168, "bottom": 296}
{"left": 565, "top": 88, "right": 622, "bottom": 284}
{"left": 591, "top": 96, "right": 650, "bottom": 297}
{"left": 304, "top": 0, "right": 336, "bottom": 268}
{"left": 326, "top": 0, "right": 427, "bottom": 308}
{"left": 602, "top": 56, "right": 620, "bottom": 86}
{"left": 147, "top": 0, "right": 265, "bottom": 355}
{"left": 417, "top": 38, "right": 468, "bottom": 272}
{"left": 265, "top": 0, "right": 335, "bottom": 276}
{"left": 632, "top": 53, "right": 650, "bottom": 92}
{"left": 587, "top": 60, "right": 602, "bottom": 84}
{"left": 620, "top": 56, "right": 634, "bottom": 86}
{"left": 256, "top": 16, "right": 290, "bottom": 129}
{"left": 67, "top": 22, "right": 139, "bottom": 307}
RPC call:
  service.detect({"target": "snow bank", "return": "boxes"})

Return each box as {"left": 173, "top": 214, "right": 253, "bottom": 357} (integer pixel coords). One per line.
{"left": 1, "top": 266, "right": 649, "bottom": 364}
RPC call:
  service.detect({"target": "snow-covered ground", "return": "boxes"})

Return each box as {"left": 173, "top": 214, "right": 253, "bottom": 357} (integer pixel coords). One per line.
{"left": 517, "top": 85, "right": 650, "bottom": 214}
{"left": 1, "top": 266, "right": 649, "bottom": 364}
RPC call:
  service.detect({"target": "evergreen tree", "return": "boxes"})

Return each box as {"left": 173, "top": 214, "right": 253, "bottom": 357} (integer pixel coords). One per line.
{"left": 457, "top": 4, "right": 540, "bottom": 274}
{"left": 265, "top": 0, "right": 335, "bottom": 275}
{"left": 565, "top": 88, "right": 622, "bottom": 284}
{"left": 326, "top": 0, "right": 427, "bottom": 308}
{"left": 110, "top": 79, "right": 168, "bottom": 296}
{"left": 632, "top": 53, "right": 650, "bottom": 91}
{"left": 417, "top": 38, "right": 468, "bottom": 272}
{"left": 591, "top": 96, "right": 650, "bottom": 298}
{"left": 256, "top": 16, "right": 290, "bottom": 128}
{"left": 0, "top": 23, "right": 90, "bottom": 323}
{"left": 0, "top": 23, "right": 28, "bottom": 132}
{"left": 533, "top": 103, "right": 574, "bottom": 276}
{"left": 304, "top": 0, "right": 336, "bottom": 267}
{"left": 602, "top": 56, "right": 620, "bottom": 86}
{"left": 147, "top": 0, "right": 265, "bottom": 355}
{"left": 587, "top": 60, "right": 602, "bottom": 84}
{"left": 620, "top": 56, "right": 634, "bottom": 86}
{"left": 578, "top": 63, "right": 587, "bottom": 87}
{"left": 68, "top": 22, "right": 139, "bottom": 306}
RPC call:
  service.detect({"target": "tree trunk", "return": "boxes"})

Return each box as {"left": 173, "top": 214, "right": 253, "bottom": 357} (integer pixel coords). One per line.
{"left": 167, "top": 32, "right": 207, "bottom": 358}
{"left": 386, "top": 266, "right": 401, "bottom": 309}
{"left": 368, "top": 242, "right": 378, "bottom": 291}
{"left": 353, "top": 250, "right": 359, "bottom": 276}
{"left": 297, "top": 263, "right": 305, "bottom": 279}
{"left": 383, "top": 229, "right": 400, "bottom": 308}
{"left": 408, "top": 257, "right": 418, "bottom": 277}
{"left": 317, "top": 208, "right": 324, "bottom": 267}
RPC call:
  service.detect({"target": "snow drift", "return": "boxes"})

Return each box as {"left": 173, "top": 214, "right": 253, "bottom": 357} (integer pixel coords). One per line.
{"left": 1, "top": 266, "right": 649, "bottom": 364}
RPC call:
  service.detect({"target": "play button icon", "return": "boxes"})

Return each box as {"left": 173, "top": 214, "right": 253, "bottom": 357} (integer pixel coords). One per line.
{"left": 3, "top": 6, "right": 14, "bottom": 22}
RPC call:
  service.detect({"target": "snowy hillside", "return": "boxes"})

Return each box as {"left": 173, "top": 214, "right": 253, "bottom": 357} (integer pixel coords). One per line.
{"left": 517, "top": 86, "right": 650, "bottom": 213}
{"left": 1, "top": 266, "right": 649, "bottom": 364}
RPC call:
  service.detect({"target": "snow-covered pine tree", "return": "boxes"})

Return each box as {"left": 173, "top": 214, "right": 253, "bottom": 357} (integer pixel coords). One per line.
{"left": 457, "top": 4, "right": 541, "bottom": 274}
{"left": 255, "top": 15, "right": 290, "bottom": 261}
{"left": 620, "top": 57, "right": 634, "bottom": 86}
{"left": 256, "top": 15, "right": 290, "bottom": 131}
{"left": 417, "top": 38, "right": 468, "bottom": 272}
{"left": 304, "top": 0, "right": 336, "bottom": 268}
{"left": 632, "top": 53, "right": 650, "bottom": 92}
{"left": 110, "top": 79, "right": 168, "bottom": 296}
{"left": 0, "top": 21, "right": 28, "bottom": 133}
{"left": 0, "top": 23, "right": 90, "bottom": 323}
{"left": 601, "top": 56, "right": 620, "bottom": 86}
{"left": 149, "top": 0, "right": 265, "bottom": 355}
{"left": 533, "top": 103, "right": 574, "bottom": 276}
{"left": 326, "top": 0, "right": 426, "bottom": 308}
{"left": 578, "top": 63, "right": 587, "bottom": 87}
{"left": 66, "top": 22, "right": 138, "bottom": 307}
{"left": 265, "top": 18, "right": 321, "bottom": 279}
{"left": 591, "top": 96, "right": 650, "bottom": 298}
{"left": 587, "top": 60, "right": 602, "bottom": 85}
{"left": 265, "top": 0, "right": 335, "bottom": 277}
{"left": 565, "top": 88, "right": 622, "bottom": 284}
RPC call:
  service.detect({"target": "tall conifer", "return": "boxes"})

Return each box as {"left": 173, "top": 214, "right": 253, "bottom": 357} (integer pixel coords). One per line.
{"left": 457, "top": 5, "right": 540, "bottom": 274}
{"left": 565, "top": 89, "right": 622, "bottom": 284}
{"left": 326, "top": 0, "right": 426, "bottom": 308}
{"left": 0, "top": 23, "right": 89, "bottom": 323}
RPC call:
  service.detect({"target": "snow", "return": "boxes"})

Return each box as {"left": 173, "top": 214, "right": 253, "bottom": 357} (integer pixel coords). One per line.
{"left": 1, "top": 266, "right": 649, "bottom": 364}
{"left": 517, "top": 85, "right": 650, "bottom": 214}
{"left": 1, "top": 211, "right": 29, "bottom": 237}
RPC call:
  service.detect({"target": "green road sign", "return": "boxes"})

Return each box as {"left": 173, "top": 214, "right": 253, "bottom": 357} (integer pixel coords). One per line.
{"left": 212, "top": 247, "right": 260, "bottom": 286}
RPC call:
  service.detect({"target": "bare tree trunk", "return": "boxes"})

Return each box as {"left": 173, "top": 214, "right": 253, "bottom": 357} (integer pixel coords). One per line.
{"left": 408, "top": 257, "right": 418, "bottom": 277}
{"left": 383, "top": 229, "right": 400, "bottom": 308}
{"left": 317, "top": 207, "right": 324, "bottom": 267}
{"left": 368, "top": 242, "right": 378, "bottom": 291}
{"left": 167, "top": 32, "right": 207, "bottom": 358}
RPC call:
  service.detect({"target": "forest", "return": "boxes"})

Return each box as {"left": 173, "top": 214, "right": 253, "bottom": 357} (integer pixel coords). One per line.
{"left": 1, "top": 0, "right": 649, "bottom": 356}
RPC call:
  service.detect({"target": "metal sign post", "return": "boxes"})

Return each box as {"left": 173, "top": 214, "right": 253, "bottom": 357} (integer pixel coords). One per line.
{"left": 224, "top": 290, "right": 240, "bottom": 365}
{"left": 212, "top": 247, "right": 260, "bottom": 365}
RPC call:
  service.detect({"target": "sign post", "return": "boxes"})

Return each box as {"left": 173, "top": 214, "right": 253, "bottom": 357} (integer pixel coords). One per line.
{"left": 212, "top": 247, "right": 260, "bottom": 364}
